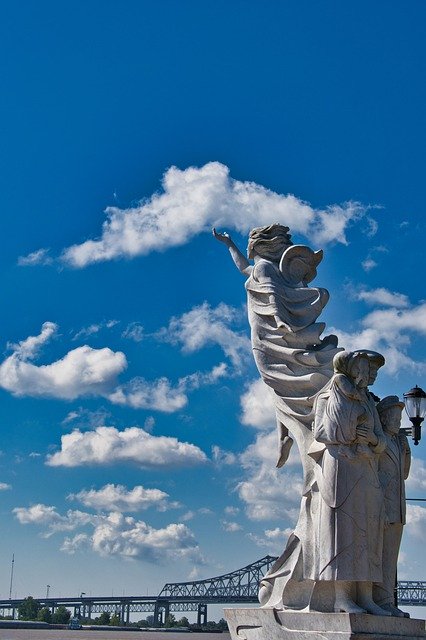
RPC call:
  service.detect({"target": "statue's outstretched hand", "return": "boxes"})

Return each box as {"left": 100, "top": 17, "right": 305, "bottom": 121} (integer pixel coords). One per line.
{"left": 212, "top": 227, "right": 232, "bottom": 247}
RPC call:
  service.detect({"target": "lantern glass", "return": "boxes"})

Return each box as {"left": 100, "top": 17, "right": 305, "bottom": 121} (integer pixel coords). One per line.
{"left": 403, "top": 386, "right": 426, "bottom": 419}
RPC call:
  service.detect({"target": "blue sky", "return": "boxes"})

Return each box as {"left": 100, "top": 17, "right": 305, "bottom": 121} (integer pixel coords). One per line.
{"left": 0, "top": 0, "right": 425, "bottom": 613}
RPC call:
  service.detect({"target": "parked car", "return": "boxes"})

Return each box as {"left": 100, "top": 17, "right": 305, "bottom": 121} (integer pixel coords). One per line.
{"left": 68, "top": 618, "right": 82, "bottom": 630}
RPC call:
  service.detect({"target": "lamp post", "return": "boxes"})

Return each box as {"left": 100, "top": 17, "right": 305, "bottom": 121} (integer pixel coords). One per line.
{"left": 403, "top": 385, "right": 426, "bottom": 445}
{"left": 46, "top": 584, "right": 50, "bottom": 599}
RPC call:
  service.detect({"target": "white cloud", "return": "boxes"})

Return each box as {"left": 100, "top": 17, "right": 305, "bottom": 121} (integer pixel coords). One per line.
{"left": 108, "top": 377, "right": 188, "bottom": 412}
{"left": 158, "top": 302, "right": 250, "bottom": 369}
{"left": 14, "top": 504, "right": 204, "bottom": 565}
{"left": 67, "top": 483, "right": 178, "bottom": 513}
{"left": 211, "top": 445, "right": 237, "bottom": 466}
{"left": 122, "top": 322, "right": 144, "bottom": 342}
{"left": 87, "top": 513, "right": 205, "bottom": 564}
{"left": 18, "top": 248, "right": 52, "bottom": 266}
{"left": 355, "top": 287, "right": 409, "bottom": 308}
{"left": 331, "top": 300, "right": 426, "bottom": 375}
{"left": 221, "top": 520, "right": 242, "bottom": 532}
{"left": 406, "top": 504, "right": 426, "bottom": 539}
{"left": 237, "top": 431, "right": 303, "bottom": 521}
{"left": 248, "top": 526, "right": 293, "bottom": 552}
{"left": 46, "top": 426, "right": 208, "bottom": 468}
{"left": 108, "top": 363, "right": 227, "bottom": 412}
{"left": 180, "top": 508, "right": 214, "bottom": 523}
{"left": 73, "top": 320, "right": 118, "bottom": 340}
{"left": 180, "top": 511, "right": 195, "bottom": 522}
{"left": 9, "top": 321, "right": 57, "bottom": 360}
{"left": 240, "top": 379, "right": 276, "bottom": 429}
{"left": 0, "top": 482, "right": 11, "bottom": 490}
{"left": 405, "top": 458, "right": 426, "bottom": 495}
{"left": 361, "top": 258, "right": 377, "bottom": 272}
{"left": 0, "top": 323, "right": 127, "bottom": 400}
{"left": 59, "top": 162, "right": 370, "bottom": 267}
{"left": 224, "top": 506, "right": 240, "bottom": 516}
{"left": 13, "top": 504, "right": 94, "bottom": 537}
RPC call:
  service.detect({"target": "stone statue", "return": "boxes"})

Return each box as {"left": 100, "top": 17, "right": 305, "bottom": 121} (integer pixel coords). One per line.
{"left": 216, "top": 225, "right": 425, "bottom": 637}
{"left": 373, "top": 396, "right": 411, "bottom": 617}
{"left": 311, "top": 351, "right": 388, "bottom": 615}
{"left": 214, "top": 224, "right": 342, "bottom": 609}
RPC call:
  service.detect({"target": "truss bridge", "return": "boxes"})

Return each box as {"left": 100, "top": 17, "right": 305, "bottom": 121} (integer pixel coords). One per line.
{"left": 0, "top": 556, "right": 425, "bottom": 626}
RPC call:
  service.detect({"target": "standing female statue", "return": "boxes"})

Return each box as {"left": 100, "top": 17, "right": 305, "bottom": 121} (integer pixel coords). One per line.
{"left": 312, "top": 350, "right": 388, "bottom": 615}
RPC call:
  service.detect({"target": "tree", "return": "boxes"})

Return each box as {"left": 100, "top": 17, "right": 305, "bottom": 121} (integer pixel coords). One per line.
{"left": 37, "top": 607, "right": 52, "bottom": 623}
{"left": 110, "top": 613, "right": 120, "bottom": 626}
{"left": 95, "top": 612, "right": 111, "bottom": 625}
{"left": 177, "top": 616, "right": 189, "bottom": 627}
{"left": 165, "top": 613, "right": 177, "bottom": 628}
{"left": 18, "top": 596, "right": 41, "bottom": 621}
{"left": 51, "top": 605, "right": 71, "bottom": 624}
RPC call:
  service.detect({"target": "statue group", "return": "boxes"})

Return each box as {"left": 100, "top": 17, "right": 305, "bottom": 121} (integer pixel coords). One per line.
{"left": 214, "top": 224, "right": 411, "bottom": 619}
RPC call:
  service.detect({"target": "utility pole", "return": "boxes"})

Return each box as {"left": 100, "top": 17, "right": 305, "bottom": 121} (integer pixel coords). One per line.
{"left": 46, "top": 585, "right": 50, "bottom": 599}
{"left": 8, "top": 554, "right": 14, "bottom": 600}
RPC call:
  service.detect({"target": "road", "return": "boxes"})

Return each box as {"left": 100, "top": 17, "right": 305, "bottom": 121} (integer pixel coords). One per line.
{"left": 0, "top": 631, "right": 230, "bottom": 640}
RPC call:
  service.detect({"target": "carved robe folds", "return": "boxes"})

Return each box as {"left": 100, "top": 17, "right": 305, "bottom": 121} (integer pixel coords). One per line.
{"left": 312, "top": 378, "right": 385, "bottom": 582}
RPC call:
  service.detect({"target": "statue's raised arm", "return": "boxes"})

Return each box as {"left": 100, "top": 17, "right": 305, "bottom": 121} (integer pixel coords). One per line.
{"left": 212, "top": 228, "right": 252, "bottom": 275}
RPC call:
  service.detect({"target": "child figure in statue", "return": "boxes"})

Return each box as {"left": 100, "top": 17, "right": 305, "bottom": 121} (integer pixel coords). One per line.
{"left": 312, "top": 351, "right": 389, "bottom": 616}
{"left": 373, "top": 396, "right": 411, "bottom": 617}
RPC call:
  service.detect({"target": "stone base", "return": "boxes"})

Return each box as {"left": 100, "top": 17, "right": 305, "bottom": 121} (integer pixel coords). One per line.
{"left": 224, "top": 607, "right": 426, "bottom": 640}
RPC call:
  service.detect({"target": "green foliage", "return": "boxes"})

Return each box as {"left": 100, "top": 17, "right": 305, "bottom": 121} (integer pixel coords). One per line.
{"left": 37, "top": 607, "right": 52, "bottom": 623}
{"left": 177, "top": 616, "right": 190, "bottom": 627}
{"left": 51, "top": 605, "right": 71, "bottom": 624}
{"left": 110, "top": 613, "right": 120, "bottom": 626}
{"left": 18, "top": 596, "right": 41, "bottom": 621}
{"left": 165, "top": 613, "right": 177, "bottom": 628}
{"left": 95, "top": 612, "right": 111, "bottom": 625}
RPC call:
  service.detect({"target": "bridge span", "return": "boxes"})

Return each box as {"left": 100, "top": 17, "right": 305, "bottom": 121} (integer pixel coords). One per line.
{"left": 0, "top": 556, "right": 425, "bottom": 626}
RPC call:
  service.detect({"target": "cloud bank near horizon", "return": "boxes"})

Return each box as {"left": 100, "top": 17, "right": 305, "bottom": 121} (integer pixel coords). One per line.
{"left": 20, "top": 162, "right": 374, "bottom": 268}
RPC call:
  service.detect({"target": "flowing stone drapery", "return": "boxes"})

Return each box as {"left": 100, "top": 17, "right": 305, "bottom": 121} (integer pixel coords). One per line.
{"left": 213, "top": 226, "right": 342, "bottom": 610}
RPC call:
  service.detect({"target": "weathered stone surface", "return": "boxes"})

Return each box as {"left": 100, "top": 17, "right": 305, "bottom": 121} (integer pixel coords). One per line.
{"left": 224, "top": 607, "right": 426, "bottom": 640}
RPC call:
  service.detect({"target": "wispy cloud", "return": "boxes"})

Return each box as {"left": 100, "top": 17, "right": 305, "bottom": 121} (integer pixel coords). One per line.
{"left": 122, "top": 322, "right": 144, "bottom": 343}
{"left": 361, "top": 257, "right": 377, "bottom": 272}
{"left": 48, "top": 162, "right": 373, "bottom": 268}
{"left": 158, "top": 302, "right": 250, "bottom": 369}
{"left": 331, "top": 296, "right": 426, "bottom": 375}
{"left": 18, "top": 248, "right": 52, "bottom": 266}
{"left": 353, "top": 286, "right": 409, "bottom": 308}
{"left": 73, "top": 320, "right": 119, "bottom": 341}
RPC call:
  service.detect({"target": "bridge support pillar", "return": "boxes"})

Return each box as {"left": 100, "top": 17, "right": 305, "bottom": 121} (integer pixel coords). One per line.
{"left": 197, "top": 603, "right": 208, "bottom": 626}
{"left": 154, "top": 601, "right": 169, "bottom": 627}
{"left": 126, "top": 603, "right": 130, "bottom": 624}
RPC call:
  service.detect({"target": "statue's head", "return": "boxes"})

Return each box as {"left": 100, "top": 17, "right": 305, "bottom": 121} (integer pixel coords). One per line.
{"left": 352, "top": 349, "right": 385, "bottom": 386}
{"left": 247, "top": 223, "right": 293, "bottom": 261}
{"left": 333, "top": 350, "right": 369, "bottom": 387}
{"left": 376, "top": 395, "right": 404, "bottom": 434}
{"left": 279, "top": 245, "right": 323, "bottom": 285}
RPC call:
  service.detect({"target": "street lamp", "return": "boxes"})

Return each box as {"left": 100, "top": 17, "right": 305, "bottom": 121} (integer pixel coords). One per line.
{"left": 403, "top": 385, "right": 426, "bottom": 445}
{"left": 46, "top": 585, "right": 50, "bottom": 599}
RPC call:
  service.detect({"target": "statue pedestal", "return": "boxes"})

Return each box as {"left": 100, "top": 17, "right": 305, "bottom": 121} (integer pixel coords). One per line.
{"left": 224, "top": 607, "right": 426, "bottom": 640}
